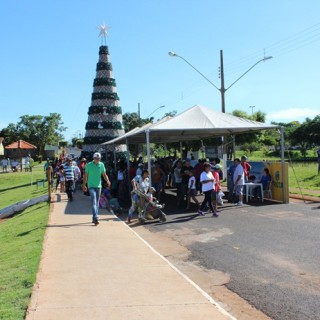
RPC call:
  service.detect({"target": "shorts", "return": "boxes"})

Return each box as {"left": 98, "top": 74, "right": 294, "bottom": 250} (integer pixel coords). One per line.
{"left": 189, "top": 189, "right": 197, "bottom": 197}
{"left": 235, "top": 185, "right": 243, "bottom": 196}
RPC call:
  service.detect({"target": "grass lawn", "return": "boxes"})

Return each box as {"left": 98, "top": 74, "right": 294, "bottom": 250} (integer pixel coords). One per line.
{"left": 0, "top": 202, "right": 49, "bottom": 320}
{"left": 0, "top": 166, "right": 48, "bottom": 209}
{"left": 0, "top": 165, "right": 50, "bottom": 319}
{"left": 288, "top": 162, "right": 320, "bottom": 196}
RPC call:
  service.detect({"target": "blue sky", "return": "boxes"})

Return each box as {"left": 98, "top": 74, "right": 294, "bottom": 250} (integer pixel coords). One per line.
{"left": 1, "top": 1, "right": 320, "bottom": 141}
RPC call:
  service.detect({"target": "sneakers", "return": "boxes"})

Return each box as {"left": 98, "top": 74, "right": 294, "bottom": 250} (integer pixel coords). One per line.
{"left": 212, "top": 211, "right": 219, "bottom": 217}
{"left": 236, "top": 202, "right": 243, "bottom": 206}
{"left": 198, "top": 210, "right": 205, "bottom": 216}
{"left": 92, "top": 218, "right": 99, "bottom": 225}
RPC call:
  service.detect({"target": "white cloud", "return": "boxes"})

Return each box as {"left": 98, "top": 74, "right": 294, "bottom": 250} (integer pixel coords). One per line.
{"left": 267, "top": 108, "right": 319, "bottom": 123}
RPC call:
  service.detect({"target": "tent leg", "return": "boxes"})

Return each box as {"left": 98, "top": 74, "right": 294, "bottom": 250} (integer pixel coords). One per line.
{"left": 146, "top": 129, "right": 152, "bottom": 188}
{"left": 126, "top": 139, "right": 131, "bottom": 192}
{"left": 280, "top": 127, "right": 287, "bottom": 203}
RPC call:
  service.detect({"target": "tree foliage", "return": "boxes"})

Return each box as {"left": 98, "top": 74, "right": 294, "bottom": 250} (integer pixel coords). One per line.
{"left": 290, "top": 116, "right": 320, "bottom": 147}
{"left": 231, "top": 109, "right": 266, "bottom": 147}
{"left": 1, "top": 113, "right": 66, "bottom": 156}
{"left": 122, "top": 112, "right": 150, "bottom": 133}
{"left": 270, "top": 120, "right": 300, "bottom": 146}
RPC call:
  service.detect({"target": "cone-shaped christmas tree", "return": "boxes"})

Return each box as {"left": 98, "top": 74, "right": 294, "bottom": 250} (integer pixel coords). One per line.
{"left": 81, "top": 25, "right": 126, "bottom": 162}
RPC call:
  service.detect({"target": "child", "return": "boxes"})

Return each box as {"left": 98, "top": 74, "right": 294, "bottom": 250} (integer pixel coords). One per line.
{"left": 57, "top": 165, "right": 65, "bottom": 193}
{"left": 106, "top": 187, "right": 122, "bottom": 214}
{"left": 101, "top": 187, "right": 121, "bottom": 215}
{"left": 212, "top": 164, "right": 223, "bottom": 213}
{"left": 99, "top": 190, "right": 109, "bottom": 209}
{"left": 109, "top": 196, "right": 121, "bottom": 215}
{"left": 186, "top": 170, "right": 200, "bottom": 210}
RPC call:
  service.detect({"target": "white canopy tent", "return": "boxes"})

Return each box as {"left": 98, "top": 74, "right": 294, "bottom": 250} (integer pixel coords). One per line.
{"left": 103, "top": 105, "right": 287, "bottom": 202}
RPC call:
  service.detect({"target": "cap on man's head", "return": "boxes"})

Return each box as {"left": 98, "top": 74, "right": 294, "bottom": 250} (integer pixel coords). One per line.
{"left": 93, "top": 152, "right": 101, "bottom": 159}
{"left": 185, "top": 158, "right": 191, "bottom": 162}
{"left": 214, "top": 164, "right": 223, "bottom": 170}
{"left": 241, "top": 155, "right": 248, "bottom": 161}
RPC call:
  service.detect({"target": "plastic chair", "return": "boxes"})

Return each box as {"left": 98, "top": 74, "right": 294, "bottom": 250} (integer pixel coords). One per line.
{"left": 264, "top": 180, "right": 272, "bottom": 199}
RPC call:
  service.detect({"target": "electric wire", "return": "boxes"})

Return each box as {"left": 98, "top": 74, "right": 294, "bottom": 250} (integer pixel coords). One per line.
{"left": 166, "top": 21, "right": 320, "bottom": 112}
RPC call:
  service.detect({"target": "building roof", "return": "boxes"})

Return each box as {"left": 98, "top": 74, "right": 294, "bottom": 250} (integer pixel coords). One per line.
{"left": 5, "top": 140, "right": 37, "bottom": 149}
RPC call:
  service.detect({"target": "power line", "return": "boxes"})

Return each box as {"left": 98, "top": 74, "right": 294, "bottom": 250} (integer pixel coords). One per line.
{"left": 166, "top": 21, "right": 320, "bottom": 111}
{"left": 226, "top": 22, "right": 320, "bottom": 71}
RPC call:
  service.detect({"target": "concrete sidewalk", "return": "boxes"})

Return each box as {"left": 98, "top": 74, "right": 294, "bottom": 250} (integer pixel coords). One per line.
{"left": 26, "top": 191, "right": 235, "bottom": 320}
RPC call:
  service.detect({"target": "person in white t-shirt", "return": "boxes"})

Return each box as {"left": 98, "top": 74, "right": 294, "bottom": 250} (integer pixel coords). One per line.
{"left": 186, "top": 169, "right": 200, "bottom": 210}
{"left": 233, "top": 158, "right": 245, "bottom": 206}
{"left": 198, "top": 162, "right": 218, "bottom": 217}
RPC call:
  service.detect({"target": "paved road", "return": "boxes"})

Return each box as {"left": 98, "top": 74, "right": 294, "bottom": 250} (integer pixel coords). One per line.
{"left": 135, "top": 194, "right": 320, "bottom": 320}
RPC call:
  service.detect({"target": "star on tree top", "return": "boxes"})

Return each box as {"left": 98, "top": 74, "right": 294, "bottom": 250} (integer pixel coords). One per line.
{"left": 98, "top": 23, "right": 111, "bottom": 39}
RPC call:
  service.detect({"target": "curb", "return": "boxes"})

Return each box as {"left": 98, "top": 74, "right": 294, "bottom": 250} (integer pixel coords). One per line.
{"left": 289, "top": 193, "right": 320, "bottom": 203}
{"left": 0, "top": 195, "right": 49, "bottom": 219}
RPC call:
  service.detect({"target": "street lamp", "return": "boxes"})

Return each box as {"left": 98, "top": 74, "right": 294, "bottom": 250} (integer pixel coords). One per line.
{"left": 249, "top": 105, "right": 256, "bottom": 115}
{"left": 168, "top": 52, "right": 220, "bottom": 91}
{"left": 147, "top": 105, "right": 165, "bottom": 118}
{"left": 168, "top": 51, "right": 272, "bottom": 113}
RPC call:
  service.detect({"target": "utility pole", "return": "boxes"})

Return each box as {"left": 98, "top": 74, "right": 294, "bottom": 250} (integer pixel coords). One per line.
{"left": 220, "top": 50, "right": 226, "bottom": 114}
{"left": 219, "top": 50, "right": 227, "bottom": 163}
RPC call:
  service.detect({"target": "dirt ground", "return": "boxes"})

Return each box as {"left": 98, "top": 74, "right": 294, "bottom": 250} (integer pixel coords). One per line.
{"left": 133, "top": 224, "right": 271, "bottom": 320}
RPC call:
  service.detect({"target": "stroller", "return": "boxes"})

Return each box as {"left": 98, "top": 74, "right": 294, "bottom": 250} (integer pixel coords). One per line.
{"left": 135, "top": 189, "right": 166, "bottom": 224}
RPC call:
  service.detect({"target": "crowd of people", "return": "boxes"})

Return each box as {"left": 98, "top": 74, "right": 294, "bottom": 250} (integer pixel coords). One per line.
{"left": 45, "top": 152, "right": 275, "bottom": 225}
{"left": 0, "top": 157, "right": 34, "bottom": 172}
{"left": 124, "top": 155, "right": 260, "bottom": 221}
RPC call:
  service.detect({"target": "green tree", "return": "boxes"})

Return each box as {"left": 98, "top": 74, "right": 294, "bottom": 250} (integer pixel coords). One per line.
{"left": 231, "top": 109, "right": 266, "bottom": 147}
{"left": 122, "top": 112, "right": 150, "bottom": 133}
{"left": 289, "top": 116, "right": 320, "bottom": 156}
{"left": 293, "top": 115, "right": 320, "bottom": 146}
{"left": 72, "top": 138, "right": 84, "bottom": 149}
{"left": 1, "top": 113, "right": 66, "bottom": 156}
{"left": 162, "top": 110, "right": 177, "bottom": 119}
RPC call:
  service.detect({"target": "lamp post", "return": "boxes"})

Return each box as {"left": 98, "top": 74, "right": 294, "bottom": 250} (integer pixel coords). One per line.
{"left": 249, "top": 105, "right": 256, "bottom": 115}
{"left": 147, "top": 105, "right": 165, "bottom": 118}
{"left": 168, "top": 50, "right": 272, "bottom": 113}
{"left": 169, "top": 50, "right": 272, "bottom": 162}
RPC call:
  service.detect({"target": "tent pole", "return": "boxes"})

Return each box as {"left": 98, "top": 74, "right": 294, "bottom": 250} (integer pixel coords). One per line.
{"left": 126, "top": 138, "right": 131, "bottom": 191}
{"left": 146, "top": 129, "right": 152, "bottom": 187}
{"left": 280, "top": 127, "right": 287, "bottom": 203}
{"left": 232, "top": 135, "right": 236, "bottom": 160}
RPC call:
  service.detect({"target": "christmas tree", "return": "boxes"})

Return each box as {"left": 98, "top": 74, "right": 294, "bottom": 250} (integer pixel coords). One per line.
{"left": 81, "top": 24, "right": 126, "bottom": 162}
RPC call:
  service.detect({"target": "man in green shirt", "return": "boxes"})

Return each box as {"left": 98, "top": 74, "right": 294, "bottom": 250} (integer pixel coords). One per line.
{"left": 82, "top": 152, "right": 110, "bottom": 225}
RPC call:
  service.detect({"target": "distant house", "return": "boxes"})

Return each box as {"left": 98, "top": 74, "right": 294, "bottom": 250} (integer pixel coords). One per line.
{"left": 5, "top": 140, "right": 37, "bottom": 159}
{"left": 65, "top": 147, "right": 82, "bottom": 159}
{"left": 44, "top": 145, "right": 59, "bottom": 159}
{"left": 0, "top": 137, "right": 4, "bottom": 156}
